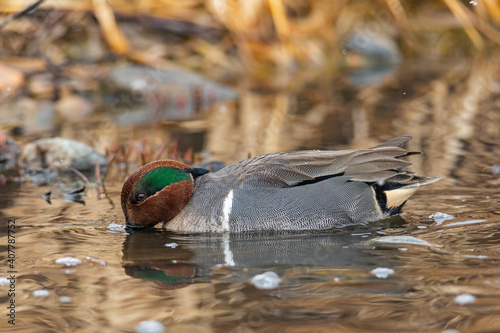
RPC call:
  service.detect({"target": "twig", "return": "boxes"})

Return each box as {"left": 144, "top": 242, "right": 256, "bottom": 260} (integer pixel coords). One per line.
{"left": 155, "top": 143, "right": 168, "bottom": 161}
{"left": 102, "top": 152, "right": 117, "bottom": 184}
{"left": 100, "top": 153, "right": 117, "bottom": 209}
{"left": 0, "top": 0, "right": 46, "bottom": 30}
{"left": 95, "top": 160, "right": 101, "bottom": 200}
{"left": 69, "top": 167, "right": 90, "bottom": 192}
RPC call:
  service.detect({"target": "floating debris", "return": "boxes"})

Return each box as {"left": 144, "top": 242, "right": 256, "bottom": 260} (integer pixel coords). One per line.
{"left": 351, "top": 232, "right": 372, "bottom": 236}
{"left": 135, "top": 320, "right": 165, "bottom": 333}
{"left": 429, "top": 212, "right": 454, "bottom": 224}
{"left": 165, "top": 242, "right": 178, "bottom": 248}
{"left": 55, "top": 256, "right": 82, "bottom": 267}
{"left": 33, "top": 290, "right": 50, "bottom": 297}
{"left": 464, "top": 255, "right": 488, "bottom": 259}
{"left": 492, "top": 165, "right": 500, "bottom": 175}
{"left": 454, "top": 293, "right": 476, "bottom": 305}
{"left": 86, "top": 256, "right": 108, "bottom": 266}
{"left": 370, "top": 267, "right": 394, "bottom": 279}
{"left": 445, "top": 219, "right": 487, "bottom": 227}
{"left": 251, "top": 271, "right": 282, "bottom": 289}
{"left": 59, "top": 296, "right": 72, "bottom": 303}
{"left": 369, "top": 236, "right": 434, "bottom": 248}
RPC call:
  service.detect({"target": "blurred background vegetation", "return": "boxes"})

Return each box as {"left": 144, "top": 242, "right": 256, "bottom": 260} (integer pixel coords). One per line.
{"left": 0, "top": 0, "right": 499, "bottom": 186}
{"left": 2, "top": 0, "right": 500, "bottom": 84}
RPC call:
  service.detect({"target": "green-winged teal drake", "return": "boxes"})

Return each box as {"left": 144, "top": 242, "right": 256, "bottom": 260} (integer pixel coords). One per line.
{"left": 121, "top": 136, "right": 439, "bottom": 232}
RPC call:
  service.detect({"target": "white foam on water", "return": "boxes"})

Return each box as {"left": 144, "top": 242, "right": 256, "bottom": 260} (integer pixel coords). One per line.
{"left": 55, "top": 257, "right": 82, "bottom": 267}
{"left": 428, "top": 212, "right": 454, "bottom": 225}
{"left": 251, "top": 271, "right": 282, "bottom": 289}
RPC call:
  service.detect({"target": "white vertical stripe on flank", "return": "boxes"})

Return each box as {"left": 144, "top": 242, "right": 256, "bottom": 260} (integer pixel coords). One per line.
{"left": 220, "top": 189, "right": 234, "bottom": 232}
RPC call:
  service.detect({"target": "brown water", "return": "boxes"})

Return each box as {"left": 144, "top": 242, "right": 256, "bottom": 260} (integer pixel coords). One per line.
{"left": 1, "top": 58, "right": 500, "bottom": 333}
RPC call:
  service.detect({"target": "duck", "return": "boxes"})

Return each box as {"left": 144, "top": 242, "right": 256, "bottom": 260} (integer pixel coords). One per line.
{"left": 121, "top": 136, "right": 439, "bottom": 232}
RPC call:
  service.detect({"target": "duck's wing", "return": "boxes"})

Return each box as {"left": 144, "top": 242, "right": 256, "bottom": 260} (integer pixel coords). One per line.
{"left": 372, "top": 135, "right": 412, "bottom": 148}
{"left": 226, "top": 136, "right": 432, "bottom": 188}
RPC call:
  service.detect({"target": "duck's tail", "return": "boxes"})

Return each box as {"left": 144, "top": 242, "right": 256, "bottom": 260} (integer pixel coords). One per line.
{"left": 376, "top": 176, "right": 441, "bottom": 215}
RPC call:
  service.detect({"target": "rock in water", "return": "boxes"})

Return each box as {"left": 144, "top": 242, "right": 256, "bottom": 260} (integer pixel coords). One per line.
{"left": 0, "top": 135, "right": 21, "bottom": 171}
{"left": 20, "top": 138, "right": 108, "bottom": 171}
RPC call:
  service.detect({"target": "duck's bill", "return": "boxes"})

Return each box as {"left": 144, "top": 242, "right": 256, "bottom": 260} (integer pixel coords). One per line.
{"left": 125, "top": 219, "right": 148, "bottom": 229}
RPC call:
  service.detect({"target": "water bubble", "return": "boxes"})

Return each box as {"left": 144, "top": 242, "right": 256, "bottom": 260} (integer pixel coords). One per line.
{"left": 135, "top": 320, "right": 165, "bottom": 333}
{"left": 492, "top": 165, "right": 500, "bottom": 175}
{"left": 454, "top": 293, "right": 475, "bottom": 305}
{"left": 59, "top": 296, "right": 72, "bottom": 303}
{"left": 33, "top": 290, "right": 50, "bottom": 297}
{"left": 370, "top": 267, "right": 394, "bottom": 279}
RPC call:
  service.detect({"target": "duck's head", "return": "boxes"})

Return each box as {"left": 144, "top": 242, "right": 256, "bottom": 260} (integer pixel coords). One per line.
{"left": 121, "top": 160, "right": 208, "bottom": 229}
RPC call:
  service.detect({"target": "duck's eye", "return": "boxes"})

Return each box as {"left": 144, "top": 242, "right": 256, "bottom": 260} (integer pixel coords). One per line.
{"left": 136, "top": 193, "right": 146, "bottom": 202}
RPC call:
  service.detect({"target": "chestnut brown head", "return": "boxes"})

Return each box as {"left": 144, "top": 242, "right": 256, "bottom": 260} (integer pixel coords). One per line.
{"left": 121, "top": 160, "right": 207, "bottom": 228}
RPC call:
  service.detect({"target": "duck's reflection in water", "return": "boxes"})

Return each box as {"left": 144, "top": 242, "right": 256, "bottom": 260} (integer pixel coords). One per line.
{"left": 122, "top": 216, "right": 407, "bottom": 289}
